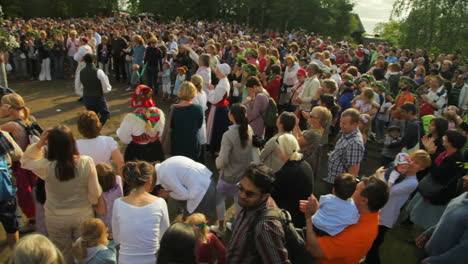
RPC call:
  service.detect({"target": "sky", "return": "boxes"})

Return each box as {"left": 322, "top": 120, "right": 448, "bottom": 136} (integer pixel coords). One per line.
{"left": 353, "top": 0, "right": 396, "bottom": 34}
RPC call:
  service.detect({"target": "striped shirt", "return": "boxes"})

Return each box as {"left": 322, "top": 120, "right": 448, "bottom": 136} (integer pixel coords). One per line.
{"left": 226, "top": 198, "right": 290, "bottom": 263}
{"left": 326, "top": 129, "right": 365, "bottom": 184}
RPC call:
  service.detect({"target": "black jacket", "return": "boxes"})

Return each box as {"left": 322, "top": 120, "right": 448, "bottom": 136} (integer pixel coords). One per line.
{"left": 427, "top": 151, "right": 464, "bottom": 205}
{"left": 271, "top": 159, "right": 313, "bottom": 228}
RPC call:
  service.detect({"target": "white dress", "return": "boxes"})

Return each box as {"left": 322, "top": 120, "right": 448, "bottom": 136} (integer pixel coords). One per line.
{"left": 193, "top": 91, "right": 208, "bottom": 145}
{"left": 112, "top": 198, "right": 169, "bottom": 264}
{"left": 76, "top": 136, "right": 118, "bottom": 165}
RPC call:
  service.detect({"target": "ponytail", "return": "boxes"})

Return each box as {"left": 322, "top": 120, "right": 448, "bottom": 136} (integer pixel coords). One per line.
{"left": 23, "top": 106, "right": 31, "bottom": 125}
{"left": 230, "top": 104, "right": 249, "bottom": 149}
{"left": 71, "top": 238, "right": 88, "bottom": 261}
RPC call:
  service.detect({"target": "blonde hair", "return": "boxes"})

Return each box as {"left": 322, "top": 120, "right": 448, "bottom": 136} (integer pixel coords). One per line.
{"left": 190, "top": 74, "right": 203, "bottom": 93}
{"left": 312, "top": 106, "right": 332, "bottom": 127}
{"left": 2, "top": 93, "right": 31, "bottom": 125}
{"left": 259, "top": 46, "right": 267, "bottom": 56}
{"left": 410, "top": 150, "right": 432, "bottom": 169}
{"left": 9, "top": 234, "right": 66, "bottom": 264}
{"left": 277, "top": 133, "right": 302, "bottom": 161}
{"left": 359, "top": 113, "right": 372, "bottom": 139}
{"left": 185, "top": 213, "right": 209, "bottom": 243}
{"left": 132, "top": 34, "right": 146, "bottom": 46}
{"left": 178, "top": 81, "right": 197, "bottom": 101}
{"left": 72, "top": 218, "right": 108, "bottom": 261}
{"left": 362, "top": 88, "right": 375, "bottom": 103}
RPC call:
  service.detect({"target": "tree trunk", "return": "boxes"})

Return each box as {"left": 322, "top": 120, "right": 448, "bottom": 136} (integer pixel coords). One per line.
{"left": 0, "top": 53, "right": 8, "bottom": 88}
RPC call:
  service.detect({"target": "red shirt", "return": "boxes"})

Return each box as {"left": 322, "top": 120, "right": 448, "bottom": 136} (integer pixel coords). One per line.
{"left": 259, "top": 56, "right": 267, "bottom": 73}
{"left": 265, "top": 77, "right": 281, "bottom": 103}
{"left": 196, "top": 233, "right": 226, "bottom": 264}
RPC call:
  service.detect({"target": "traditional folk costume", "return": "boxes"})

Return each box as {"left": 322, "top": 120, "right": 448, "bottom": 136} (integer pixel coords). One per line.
{"left": 117, "top": 85, "right": 165, "bottom": 163}
{"left": 206, "top": 64, "right": 231, "bottom": 153}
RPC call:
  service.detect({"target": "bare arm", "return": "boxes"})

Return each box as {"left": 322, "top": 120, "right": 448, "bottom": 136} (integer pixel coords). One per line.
{"left": 348, "top": 164, "right": 360, "bottom": 178}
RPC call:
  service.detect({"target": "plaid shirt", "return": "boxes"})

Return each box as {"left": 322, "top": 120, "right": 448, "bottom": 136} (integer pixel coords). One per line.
{"left": 326, "top": 129, "right": 365, "bottom": 183}
{"left": 226, "top": 197, "right": 290, "bottom": 264}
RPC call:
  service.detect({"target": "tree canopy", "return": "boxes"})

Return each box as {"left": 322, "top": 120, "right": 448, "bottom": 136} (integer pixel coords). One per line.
{"left": 0, "top": 0, "right": 358, "bottom": 38}
{"left": 391, "top": 0, "right": 467, "bottom": 55}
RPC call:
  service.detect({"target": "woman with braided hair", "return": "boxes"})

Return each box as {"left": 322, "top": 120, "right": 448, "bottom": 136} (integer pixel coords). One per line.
{"left": 112, "top": 161, "right": 169, "bottom": 264}
{"left": 117, "top": 85, "right": 165, "bottom": 163}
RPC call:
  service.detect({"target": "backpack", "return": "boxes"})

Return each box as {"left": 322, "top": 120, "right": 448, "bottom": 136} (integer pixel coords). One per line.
{"left": 0, "top": 156, "right": 16, "bottom": 201}
{"left": 14, "top": 120, "right": 43, "bottom": 144}
{"left": 262, "top": 97, "right": 278, "bottom": 128}
{"left": 247, "top": 208, "right": 314, "bottom": 264}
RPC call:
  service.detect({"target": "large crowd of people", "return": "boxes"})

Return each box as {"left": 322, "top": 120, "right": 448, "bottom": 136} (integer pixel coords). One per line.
{"left": 1, "top": 15, "right": 468, "bottom": 264}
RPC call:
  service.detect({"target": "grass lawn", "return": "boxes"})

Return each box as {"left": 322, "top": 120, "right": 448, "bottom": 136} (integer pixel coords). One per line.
{"left": 0, "top": 78, "right": 418, "bottom": 263}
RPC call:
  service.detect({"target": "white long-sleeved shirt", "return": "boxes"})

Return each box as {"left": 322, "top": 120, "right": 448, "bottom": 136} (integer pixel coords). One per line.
{"left": 116, "top": 108, "right": 165, "bottom": 144}
{"left": 283, "top": 63, "right": 300, "bottom": 86}
{"left": 207, "top": 77, "right": 230, "bottom": 104}
{"left": 73, "top": 45, "right": 92, "bottom": 62}
{"left": 456, "top": 83, "right": 468, "bottom": 108}
{"left": 426, "top": 86, "right": 447, "bottom": 116}
{"left": 188, "top": 49, "right": 212, "bottom": 93}
{"left": 74, "top": 67, "right": 112, "bottom": 97}
{"left": 379, "top": 175, "right": 418, "bottom": 228}
{"left": 155, "top": 156, "right": 212, "bottom": 213}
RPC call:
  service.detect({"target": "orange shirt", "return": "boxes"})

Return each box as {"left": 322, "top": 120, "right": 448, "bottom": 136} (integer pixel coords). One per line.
{"left": 393, "top": 91, "right": 415, "bottom": 119}
{"left": 316, "top": 212, "right": 379, "bottom": 264}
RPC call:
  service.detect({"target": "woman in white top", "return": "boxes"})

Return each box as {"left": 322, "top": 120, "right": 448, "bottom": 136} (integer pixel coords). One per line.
{"left": 117, "top": 85, "right": 165, "bottom": 163}
{"left": 76, "top": 111, "right": 124, "bottom": 175}
{"left": 73, "top": 37, "right": 92, "bottom": 85}
{"left": 191, "top": 74, "right": 208, "bottom": 147}
{"left": 205, "top": 64, "right": 231, "bottom": 153}
{"left": 21, "top": 126, "right": 103, "bottom": 263}
{"left": 155, "top": 156, "right": 217, "bottom": 224}
{"left": 112, "top": 161, "right": 169, "bottom": 264}
{"left": 185, "top": 45, "right": 212, "bottom": 93}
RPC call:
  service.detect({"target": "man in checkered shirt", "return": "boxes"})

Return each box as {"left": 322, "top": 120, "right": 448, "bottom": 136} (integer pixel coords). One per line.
{"left": 325, "top": 108, "right": 365, "bottom": 193}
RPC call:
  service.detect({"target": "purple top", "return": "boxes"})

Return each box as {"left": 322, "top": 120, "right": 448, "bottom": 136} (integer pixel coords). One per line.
{"left": 246, "top": 92, "right": 269, "bottom": 138}
{"left": 98, "top": 176, "right": 123, "bottom": 234}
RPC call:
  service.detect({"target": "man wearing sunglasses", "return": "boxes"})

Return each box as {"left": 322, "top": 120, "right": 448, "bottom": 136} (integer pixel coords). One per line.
{"left": 226, "top": 164, "right": 291, "bottom": 263}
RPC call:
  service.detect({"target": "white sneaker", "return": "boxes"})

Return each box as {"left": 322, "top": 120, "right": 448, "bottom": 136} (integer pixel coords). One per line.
{"left": 125, "top": 87, "right": 133, "bottom": 91}
{"left": 226, "top": 222, "right": 233, "bottom": 231}
{"left": 210, "top": 225, "right": 225, "bottom": 236}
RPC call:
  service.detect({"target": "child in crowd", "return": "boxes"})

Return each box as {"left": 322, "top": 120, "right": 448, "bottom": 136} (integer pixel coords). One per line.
{"left": 160, "top": 61, "right": 172, "bottom": 101}
{"left": 443, "top": 105, "right": 460, "bottom": 130}
{"left": 352, "top": 88, "right": 379, "bottom": 117}
{"left": 381, "top": 126, "right": 402, "bottom": 166}
{"left": 173, "top": 66, "right": 187, "bottom": 100}
{"left": 72, "top": 218, "right": 116, "bottom": 264}
{"left": 186, "top": 213, "right": 226, "bottom": 264}
{"left": 95, "top": 163, "right": 123, "bottom": 239}
{"left": 311, "top": 173, "right": 359, "bottom": 236}
{"left": 383, "top": 153, "right": 411, "bottom": 186}
{"left": 376, "top": 93, "right": 394, "bottom": 142}
{"left": 127, "top": 64, "right": 140, "bottom": 91}
{"left": 358, "top": 113, "right": 372, "bottom": 144}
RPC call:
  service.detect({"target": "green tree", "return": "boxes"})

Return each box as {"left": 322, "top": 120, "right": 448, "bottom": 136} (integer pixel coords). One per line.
{"left": 373, "top": 20, "right": 401, "bottom": 45}
{"left": 392, "top": 0, "right": 467, "bottom": 55}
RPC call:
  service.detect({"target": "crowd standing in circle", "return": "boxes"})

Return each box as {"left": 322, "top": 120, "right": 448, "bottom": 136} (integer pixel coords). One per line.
{"left": 1, "top": 15, "right": 468, "bottom": 264}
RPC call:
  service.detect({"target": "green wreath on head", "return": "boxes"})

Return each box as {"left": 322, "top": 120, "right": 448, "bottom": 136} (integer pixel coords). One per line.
{"left": 265, "top": 55, "right": 278, "bottom": 65}
{"left": 234, "top": 54, "right": 246, "bottom": 64}
{"left": 371, "top": 81, "right": 389, "bottom": 93}
{"left": 245, "top": 48, "right": 258, "bottom": 58}
{"left": 242, "top": 63, "right": 259, "bottom": 76}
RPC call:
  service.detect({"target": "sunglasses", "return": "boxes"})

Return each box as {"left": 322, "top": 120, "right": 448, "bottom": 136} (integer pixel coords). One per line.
{"left": 236, "top": 183, "right": 262, "bottom": 198}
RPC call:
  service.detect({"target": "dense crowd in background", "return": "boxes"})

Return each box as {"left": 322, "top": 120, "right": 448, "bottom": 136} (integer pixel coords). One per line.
{"left": 0, "top": 15, "right": 467, "bottom": 264}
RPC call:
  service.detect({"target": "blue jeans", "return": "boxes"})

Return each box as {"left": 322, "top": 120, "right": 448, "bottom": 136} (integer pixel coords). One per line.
{"left": 51, "top": 55, "right": 64, "bottom": 79}
{"left": 125, "top": 61, "right": 132, "bottom": 84}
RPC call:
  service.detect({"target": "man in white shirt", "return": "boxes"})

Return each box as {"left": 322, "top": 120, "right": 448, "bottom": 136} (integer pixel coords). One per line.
{"left": 155, "top": 156, "right": 217, "bottom": 223}
{"left": 424, "top": 75, "right": 447, "bottom": 116}
{"left": 75, "top": 54, "right": 111, "bottom": 125}
{"left": 364, "top": 150, "right": 431, "bottom": 264}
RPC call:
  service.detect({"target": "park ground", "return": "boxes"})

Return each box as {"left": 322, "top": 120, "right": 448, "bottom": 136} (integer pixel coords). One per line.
{"left": 0, "top": 78, "right": 416, "bottom": 263}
